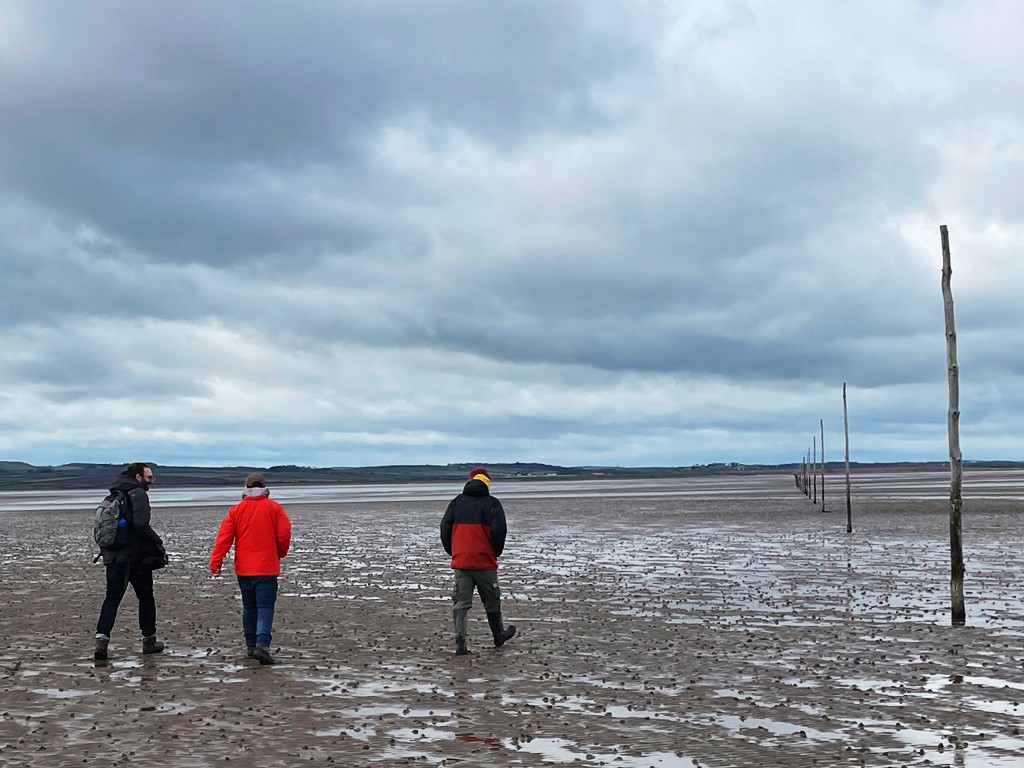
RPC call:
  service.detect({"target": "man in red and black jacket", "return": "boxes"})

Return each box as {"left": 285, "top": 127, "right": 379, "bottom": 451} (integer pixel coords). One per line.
{"left": 440, "top": 466, "right": 517, "bottom": 655}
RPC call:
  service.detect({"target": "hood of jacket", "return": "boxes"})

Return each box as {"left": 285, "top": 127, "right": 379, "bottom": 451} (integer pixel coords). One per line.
{"left": 110, "top": 471, "right": 146, "bottom": 497}
{"left": 462, "top": 478, "right": 490, "bottom": 498}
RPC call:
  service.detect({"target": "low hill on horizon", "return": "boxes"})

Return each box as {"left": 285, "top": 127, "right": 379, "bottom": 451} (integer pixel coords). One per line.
{"left": 1, "top": 459, "right": 1021, "bottom": 491}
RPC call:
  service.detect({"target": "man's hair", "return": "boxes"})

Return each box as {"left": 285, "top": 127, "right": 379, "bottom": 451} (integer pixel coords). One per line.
{"left": 126, "top": 462, "right": 150, "bottom": 478}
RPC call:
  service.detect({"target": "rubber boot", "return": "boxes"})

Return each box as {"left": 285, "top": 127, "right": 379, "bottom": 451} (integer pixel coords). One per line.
{"left": 94, "top": 637, "right": 109, "bottom": 661}
{"left": 142, "top": 635, "right": 165, "bottom": 654}
{"left": 454, "top": 608, "right": 471, "bottom": 656}
{"left": 253, "top": 646, "right": 277, "bottom": 665}
{"left": 486, "top": 611, "right": 517, "bottom": 647}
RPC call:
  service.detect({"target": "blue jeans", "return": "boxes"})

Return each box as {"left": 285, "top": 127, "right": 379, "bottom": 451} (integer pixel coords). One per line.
{"left": 96, "top": 562, "right": 156, "bottom": 638}
{"left": 237, "top": 575, "right": 278, "bottom": 648}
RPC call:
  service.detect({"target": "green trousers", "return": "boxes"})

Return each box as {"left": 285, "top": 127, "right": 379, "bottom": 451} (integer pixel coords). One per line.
{"left": 452, "top": 569, "right": 501, "bottom": 614}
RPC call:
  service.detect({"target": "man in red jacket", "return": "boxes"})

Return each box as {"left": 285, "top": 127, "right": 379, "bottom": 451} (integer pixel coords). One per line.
{"left": 440, "top": 466, "right": 517, "bottom": 656}
{"left": 210, "top": 472, "right": 292, "bottom": 665}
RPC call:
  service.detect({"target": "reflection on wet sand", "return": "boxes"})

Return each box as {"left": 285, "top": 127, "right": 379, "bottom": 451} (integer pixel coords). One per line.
{"left": 1, "top": 474, "right": 1023, "bottom": 766}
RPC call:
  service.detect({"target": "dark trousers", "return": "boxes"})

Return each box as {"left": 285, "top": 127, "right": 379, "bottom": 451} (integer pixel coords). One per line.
{"left": 452, "top": 569, "right": 501, "bottom": 614}
{"left": 237, "top": 575, "right": 278, "bottom": 648}
{"left": 96, "top": 562, "right": 156, "bottom": 638}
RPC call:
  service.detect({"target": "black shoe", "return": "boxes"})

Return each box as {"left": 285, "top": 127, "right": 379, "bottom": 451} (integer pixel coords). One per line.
{"left": 253, "top": 646, "right": 276, "bottom": 665}
{"left": 455, "top": 636, "right": 470, "bottom": 656}
{"left": 94, "top": 638, "right": 109, "bottom": 661}
{"left": 246, "top": 646, "right": 255, "bottom": 658}
{"left": 486, "top": 612, "right": 517, "bottom": 648}
{"left": 142, "top": 636, "right": 164, "bottom": 654}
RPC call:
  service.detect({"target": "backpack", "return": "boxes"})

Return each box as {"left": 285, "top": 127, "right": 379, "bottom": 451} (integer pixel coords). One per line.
{"left": 93, "top": 491, "right": 131, "bottom": 551}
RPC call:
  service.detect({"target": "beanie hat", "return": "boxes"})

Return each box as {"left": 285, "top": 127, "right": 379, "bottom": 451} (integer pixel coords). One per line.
{"left": 245, "top": 472, "right": 266, "bottom": 488}
{"left": 468, "top": 466, "right": 491, "bottom": 486}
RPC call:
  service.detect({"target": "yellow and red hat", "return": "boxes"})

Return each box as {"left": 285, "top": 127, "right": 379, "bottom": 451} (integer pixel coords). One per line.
{"left": 468, "top": 466, "right": 491, "bottom": 487}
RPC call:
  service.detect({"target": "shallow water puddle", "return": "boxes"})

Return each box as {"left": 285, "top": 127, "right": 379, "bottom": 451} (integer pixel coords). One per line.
{"left": 603, "top": 704, "right": 680, "bottom": 722}
{"left": 314, "top": 725, "right": 373, "bottom": 740}
{"left": 27, "top": 687, "right": 97, "bottom": 700}
{"left": 296, "top": 672, "right": 451, "bottom": 701}
{"left": 945, "top": 675, "right": 1024, "bottom": 693}
{"left": 891, "top": 730, "right": 1024, "bottom": 767}
{"left": 833, "top": 714, "right": 1024, "bottom": 767}
{"left": 837, "top": 676, "right": 940, "bottom": 699}
{"left": 502, "top": 736, "right": 698, "bottom": 766}
{"left": 333, "top": 704, "right": 446, "bottom": 718}
{"left": 387, "top": 726, "right": 454, "bottom": 742}
{"left": 712, "top": 714, "right": 844, "bottom": 744}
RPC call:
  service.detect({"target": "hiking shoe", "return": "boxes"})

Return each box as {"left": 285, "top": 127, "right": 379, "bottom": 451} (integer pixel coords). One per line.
{"left": 142, "top": 635, "right": 165, "bottom": 654}
{"left": 94, "top": 638, "right": 109, "bottom": 661}
{"left": 253, "top": 646, "right": 276, "bottom": 665}
{"left": 246, "top": 646, "right": 255, "bottom": 658}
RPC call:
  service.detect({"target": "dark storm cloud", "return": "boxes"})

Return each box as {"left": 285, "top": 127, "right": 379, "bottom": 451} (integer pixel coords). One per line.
{"left": 0, "top": 1, "right": 634, "bottom": 266}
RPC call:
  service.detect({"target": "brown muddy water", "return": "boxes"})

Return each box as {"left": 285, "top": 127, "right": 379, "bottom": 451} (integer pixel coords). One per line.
{"left": 1, "top": 473, "right": 1023, "bottom": 766}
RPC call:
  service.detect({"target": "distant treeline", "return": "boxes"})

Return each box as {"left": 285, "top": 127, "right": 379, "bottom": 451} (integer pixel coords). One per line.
{"left": 1, "top": 459, "right": 1021, "bottom": 491}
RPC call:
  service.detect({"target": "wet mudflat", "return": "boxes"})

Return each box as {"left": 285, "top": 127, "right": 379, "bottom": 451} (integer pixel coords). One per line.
{"left": 1, "top": 474, "right": 1023, "bottom": 767}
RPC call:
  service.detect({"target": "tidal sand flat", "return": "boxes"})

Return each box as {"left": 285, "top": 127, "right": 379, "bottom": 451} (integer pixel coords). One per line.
{"left": 1, "top": 473, "right": 1023, "bottom": 766}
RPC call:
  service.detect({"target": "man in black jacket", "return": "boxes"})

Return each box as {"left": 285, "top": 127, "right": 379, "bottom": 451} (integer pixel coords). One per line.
{"left": 94, "top": 462, "right": 167, "bottom": 661}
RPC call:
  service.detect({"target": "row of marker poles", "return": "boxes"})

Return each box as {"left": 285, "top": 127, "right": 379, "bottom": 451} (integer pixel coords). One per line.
{"left": 795, "top": 386, "right": 853, "bottom": 534}
{"left": 793, "top": 225, "right": 964, "bottom": 627}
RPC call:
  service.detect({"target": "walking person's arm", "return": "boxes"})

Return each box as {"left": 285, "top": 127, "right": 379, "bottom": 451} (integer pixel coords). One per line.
{"left": 209, "top": 512, "right": 236, "bottom": 575}
{"left": 275, "top": 505, "right": 292, "bottom": 559}
{"left": 128, "top": 487, "right": 167, "bottom": 566}
{"left": 440, "top": 499, "right": 455, "bottom": 555}
{"left": 490, "top": 499, "right": 507, "bottom": 557}
{"left": 128, "top": 488, "right": 163, "bottom": 546}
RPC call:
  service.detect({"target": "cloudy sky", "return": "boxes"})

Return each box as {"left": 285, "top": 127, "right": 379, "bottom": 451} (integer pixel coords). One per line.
{"left": 1, "top": 1, "right": 1021, "bottom": 468}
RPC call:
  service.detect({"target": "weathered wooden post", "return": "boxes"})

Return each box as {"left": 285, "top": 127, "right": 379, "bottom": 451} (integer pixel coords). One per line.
{"left": 843, "top": 383, "right": 852, "bottom": 533}
{"left": 941, "top": 224, "right": 966, "bottom": 626}
{"left": 798, "top": 450, "right": 806, "bottom": 499}
{"left": 819, "top": 418, "right": 825, "bottom": 513}
{"left": 812, "top": 436, "right": 817, "bottom": 504}
{"left": 806, "top": 451, "right": 811, "bottom": 498}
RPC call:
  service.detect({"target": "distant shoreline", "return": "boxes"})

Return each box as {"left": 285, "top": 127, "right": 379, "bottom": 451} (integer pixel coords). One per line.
{"left": 2, "top": 459, "right": 1021, "bottom": 491}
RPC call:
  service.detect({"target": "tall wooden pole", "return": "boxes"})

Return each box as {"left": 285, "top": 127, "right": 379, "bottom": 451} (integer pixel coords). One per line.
{"left": 805, "top": 451, "right": 810, "bottom": 498}
{"left": 843, "top": 383, "right": 852, "bottom": 533}
{"left": 941, "top": 225, "right": 966, "bottom": 626}
{"left": 812, "top": 436, "right": 817, "bottom": 504}
{"left": 819, "top": 418, "right": 825, "bottom": 513}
